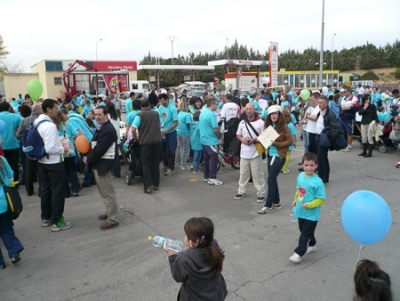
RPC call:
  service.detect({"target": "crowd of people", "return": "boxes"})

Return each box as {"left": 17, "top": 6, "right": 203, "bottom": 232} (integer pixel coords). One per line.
{"left": 0, "top": 86, "right": 396, "bottom": 299}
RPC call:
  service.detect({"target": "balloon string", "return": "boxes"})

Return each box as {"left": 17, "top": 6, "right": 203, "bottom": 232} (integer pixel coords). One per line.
{"left": 356, "top": 244, "right": 363, "bottom": 264}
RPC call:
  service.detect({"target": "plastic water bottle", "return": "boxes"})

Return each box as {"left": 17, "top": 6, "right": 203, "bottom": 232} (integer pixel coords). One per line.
{"left": 291, "top": 207, "right": 297, "bottom": 223}
{"left": 148, "top": 236, "right": 183, "bottom": 252}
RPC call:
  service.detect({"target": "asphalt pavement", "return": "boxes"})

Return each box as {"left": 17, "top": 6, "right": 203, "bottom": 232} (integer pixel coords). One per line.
{"left": 0, "top": 136, "right": 399, "bottom": 301}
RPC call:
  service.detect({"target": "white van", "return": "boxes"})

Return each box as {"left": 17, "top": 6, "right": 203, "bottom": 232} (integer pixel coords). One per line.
{"left": 130, "top": 80, "right": 151, "bottom": 94}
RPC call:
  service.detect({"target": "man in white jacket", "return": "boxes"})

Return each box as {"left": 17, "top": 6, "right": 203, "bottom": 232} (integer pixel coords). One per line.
{"left": 35, "top": 99, "right": 72, "bottom": 232}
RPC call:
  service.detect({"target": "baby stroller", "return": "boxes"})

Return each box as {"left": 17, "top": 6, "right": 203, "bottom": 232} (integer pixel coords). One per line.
{"left": 125, "top": 139, "right": 143, "bottom": 185}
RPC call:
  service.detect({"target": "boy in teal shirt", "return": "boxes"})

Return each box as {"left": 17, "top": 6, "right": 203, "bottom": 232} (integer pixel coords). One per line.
{"left": 290, "top": 152, "right": 325, "bottom": 263}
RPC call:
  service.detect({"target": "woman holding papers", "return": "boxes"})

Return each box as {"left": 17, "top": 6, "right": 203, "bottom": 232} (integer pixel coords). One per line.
{"left": 257, "top": 105, "right": 292, "bottom": 214}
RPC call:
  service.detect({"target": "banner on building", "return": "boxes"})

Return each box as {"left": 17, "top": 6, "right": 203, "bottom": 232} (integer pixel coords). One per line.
{"left": 269, "top": 42, "right": 279, "bottom": 87}
{"left": 103, "top": 74, "right": 129, "bottom": 94}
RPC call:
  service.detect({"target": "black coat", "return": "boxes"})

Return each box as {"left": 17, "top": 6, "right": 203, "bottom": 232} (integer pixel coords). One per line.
{"left": 86, "top": 119, "right": 117, "bottom": 176}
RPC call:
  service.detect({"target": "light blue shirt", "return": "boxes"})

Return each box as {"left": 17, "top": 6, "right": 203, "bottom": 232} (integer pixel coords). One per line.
{"left": 199, "top": 108, "right": 219, "bottom": 146}
{"left": 294, "top": 172, "right": 326, "bottom": 221}
{"left": 68, "top": 113, "right": 93, "bottom": 141}
{"left": 132, "top": 115, "right": 141, "bottom": 128}
{"left": 177, "top": 111, "right": 192, "bottom": 136}
{"left": 126, "top": 110, "right": 141, "bottom": 126}
{"left": 0, "top": 156, "right": 14, "bottom": 214}
{"left": 0, "top": 111, "right": 23, "bottom": 150}
{"left": 58, "top": 123, "right": 77, "bottom": 157}
{"left": 252, "top": 99, "right": 260, "bottom": 112}
{"left": 190, "top": 121, "right": 202, "bottom": 151}
{"left": 268, "top": 124, "right": 279, "bottom": 157}
{"left": 288, "top": 122, "right": 296, "bottom": 151}
{"left": 329, "top": 100, "right": 340, "bottom": 118}
{"left": 158, "top": 104, "right": 178, "bottom": 132}
{"left": 125, "top": 98, "right": 133, "bottom": 114}
{"left": 371, "top": 92, "right": 382, "bottom": 105}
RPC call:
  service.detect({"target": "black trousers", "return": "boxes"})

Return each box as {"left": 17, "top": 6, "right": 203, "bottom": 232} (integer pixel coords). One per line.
{"left": 308, "top": 133, "right": 318, "bottom": 155}
{"left": 317, "top": 143, "right": 330, "bottom": 183}
{"left": 294, "top": 218, "right": 318, "bottom": 257}
{"left": 4, "top": 149, "right": 19, "bottom": 184}
{"left": 141, "top": 143, "right": 161, "bottom": 189}
{"left": 25, "top": 158, "right": 39, "bottom": 195}
{"left": 38, "top": 162, "right": 66, "bottom": 225}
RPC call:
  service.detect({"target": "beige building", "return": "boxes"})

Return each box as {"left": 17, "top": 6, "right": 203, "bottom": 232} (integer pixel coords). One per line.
{"left": 3, "top": 59, "right": 138, "bottom": 101}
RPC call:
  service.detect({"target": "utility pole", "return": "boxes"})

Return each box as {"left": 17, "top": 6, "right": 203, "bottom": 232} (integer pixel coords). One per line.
{"left": 331, "top": 33, "right": 336, "bottom": 71}
{"left": 167, "top": 36, "right": 176, "bottom": 64}
{"left": 319, "top": 0, "right": 325, "bottom": 87}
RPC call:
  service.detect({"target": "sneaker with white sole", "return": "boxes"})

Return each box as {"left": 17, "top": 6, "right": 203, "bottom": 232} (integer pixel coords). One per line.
{"left": 164, "top": 169, "right": 175, "bottom": 176}
{"left": 234, "top": 194, "right": 245, "bottom": 200}
{"left": 306, "top": 245, "right": 318, "bottom": 254}
{"left": 289, "top": 253, "right": 302, "bottom": 263}
{"left": 257, "top": 206, "right": 274, "bottom": 214}
{"left": 208, "top": 178, "right": 223, "bottom": 185}
{"left": 273, "top": 203, "right": 282, "bottom": 210}
{"left": 51, "top": 221, "right": 72, "bottom": 232}
{"left": 257, "top": 197, "right": 264, "bottom": 203}
{"left": 42, "top": 219, "right": 51, "bottom": 227}
{"left": 193, "top": 170, "right": 201, "bottom": 175}
{"left": 343, "top": 145, "right": 352, "bottom": 152}
{"left": 203, "top": 178, "right": 209, "bottom": 182}
{"left": 282, "top": 169, "right": 290, "bottom": 174}
{"left": 180, "top": 165, "right": 192, "bottom": 171}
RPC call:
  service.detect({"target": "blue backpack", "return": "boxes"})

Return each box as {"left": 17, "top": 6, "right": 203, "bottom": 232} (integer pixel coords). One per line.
{"left": 22, "top": 120, "right": 51, "bottom": 160}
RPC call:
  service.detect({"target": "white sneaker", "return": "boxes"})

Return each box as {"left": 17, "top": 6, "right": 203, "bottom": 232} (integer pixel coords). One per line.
{"left": 208, "top": 178, "right": 223, "bottom": 185}
{"left": 203, "top": 178, "right": 209, "bottom": 182}
{"left": 193, "top": 170, "right": 201, "bottom": 175}
{"left": 306, "top": 245, "right": 318, "bottom": 254}
{"left": 282, "top": 169, "right": 290, "bottom": 174}
{"left": 343, "top": 145, "right": 352, "bottom": 152}
{"left": 289, "top": 253, "right": 302, "bottom": 263}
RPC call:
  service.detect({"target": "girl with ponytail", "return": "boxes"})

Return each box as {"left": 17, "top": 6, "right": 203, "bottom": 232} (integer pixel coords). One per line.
{"left": 163, "top": 217, "right": 227, "bottom": 301}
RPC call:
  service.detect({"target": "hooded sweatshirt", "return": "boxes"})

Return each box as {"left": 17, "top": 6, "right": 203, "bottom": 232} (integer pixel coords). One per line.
{"left": 168, "top": 247, "right": 227, "bottom": 301}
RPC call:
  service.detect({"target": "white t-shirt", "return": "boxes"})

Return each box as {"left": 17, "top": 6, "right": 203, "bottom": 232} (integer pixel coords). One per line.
{"left": 305, "top": 106, "right": 320, "bottom": 134}
{"left": 236, "top": 118, "right": 265, "bottom": 159}
{"left": 258, "top": 98, "right": 268, "bottom": 112}
{"left": 315, "top": 109, "right": 326, "bottom": 134}
{"left": 220, "top": 102, "right": 240, "bottom": 121}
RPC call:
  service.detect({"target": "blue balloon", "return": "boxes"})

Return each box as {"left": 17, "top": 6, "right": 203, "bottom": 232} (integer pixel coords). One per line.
{"left": 341, "top": 190, "right": 392, "bottom": 245}
{"left": 0, "top": 120, "right": 5, "bottom": 134}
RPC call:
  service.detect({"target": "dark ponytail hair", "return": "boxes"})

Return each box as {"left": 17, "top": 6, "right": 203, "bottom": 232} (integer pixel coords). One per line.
{"left": 184, "top": 217, "right": 225, "bottom": 274}
{"left": 354, "top": 259, "right": 392, "bottom": 301}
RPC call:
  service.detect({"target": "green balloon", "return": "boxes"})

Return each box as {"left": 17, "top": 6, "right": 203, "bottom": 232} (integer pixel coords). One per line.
{"left": 221, "top": 80, "right": 226, "bottom": 85}
{"left": 300, "top": 89, "right": 310, "bottom": 101}
{"left": 27, "top": 79, "right": 43, "bottom": 101}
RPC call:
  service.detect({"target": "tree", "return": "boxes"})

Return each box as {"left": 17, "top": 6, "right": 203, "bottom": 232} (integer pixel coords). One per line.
{"left": 0, "top": 37, "right": 10, "bottom": 74}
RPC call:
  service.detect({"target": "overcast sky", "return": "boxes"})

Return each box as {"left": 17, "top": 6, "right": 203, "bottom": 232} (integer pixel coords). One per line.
{"left": 1, "top": 0, "right": 399, "bottom": 72}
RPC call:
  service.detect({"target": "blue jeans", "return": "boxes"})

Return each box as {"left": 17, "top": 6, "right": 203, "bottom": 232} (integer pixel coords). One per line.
{"left": 0, "top": 212, "right": 24, "bottom": 265}
{"left": 265, "top": 156, "right": 286, "bottom": 208}
{"left": 192, "top": 150, "right": 202, "bottom": 171}
{"left": 302, "top": 130, "right": 309, "bottom": 154}
{"left": 162, "top": 131, "right": 177, "bottom": 170}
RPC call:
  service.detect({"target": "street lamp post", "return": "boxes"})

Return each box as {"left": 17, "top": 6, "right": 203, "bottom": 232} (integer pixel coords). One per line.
{"left": 96, "top": 39, "right": 103, "bottom": 60}
{"left": 331, "top": 33, "right": 336, "bottom": 71}
{"left": 319, "top": 0, "right": 325, "bottom": 87}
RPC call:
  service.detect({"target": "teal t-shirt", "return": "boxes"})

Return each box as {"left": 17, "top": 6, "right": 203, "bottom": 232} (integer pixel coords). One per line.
{"left": 190, "top": 121, "right": 202, "bottom": 151}
{"left": 125, "top": 98, "right": 133, "bottom": 114}
{"left": 58, "top": 123, "right": 77, "bottom": 157}
{"left": 371, "top": 92, "right": 382, "bottom": 105}
{"left": 252, "top": 99, "right": 260, "bottom": 112}
{"left": 177, "top": 111, "right": 192, "bottom": 136}
{"left": 268, "top": 124, "right": 279, "bottom": 157}
{"left": 288, "top": 122, "right": 297, "bottom": 151}
{"left": 294, "top": 172, "right": 326, "bottom": 221}
{"left": 0, "top": 156, "right": 14, "bottom": 214}
{"left": 0, "top": 111, "right": 23, "bottom": 150}
{"left": 158, "top": 104, "right": 178, "bottom": 132}
{"left": 199, "top": 108, "right": 219, "bottom": 146}
{"left": 68, "top": 113, "right": 93, "bottom": 141}
{"left": 126, "top": 110, "right": 141, "bottom": 126}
